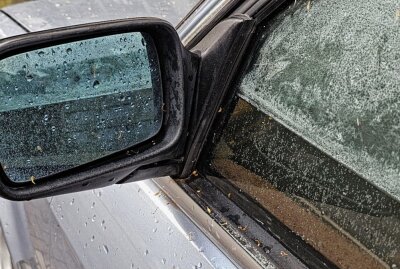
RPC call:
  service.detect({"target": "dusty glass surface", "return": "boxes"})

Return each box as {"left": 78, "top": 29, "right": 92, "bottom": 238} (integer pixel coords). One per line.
{"left": 212, "top": 99, "right": 400, "bottom": 269}
{"left": 239, "top": 0, "right": 400, "bottom": 201}
{"left": 210, "top": 0, "right": 400, "bottom": 268}
{"left": 0, "top": 32, "right": 162, "bottom": 182}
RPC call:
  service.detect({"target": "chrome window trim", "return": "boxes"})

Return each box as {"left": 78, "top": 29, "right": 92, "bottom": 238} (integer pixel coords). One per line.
{"left": 152, "top": 177, "right": 268, "bottom": 269}
{"left": 177, "top": 0, "right": 242, "bottom": 47}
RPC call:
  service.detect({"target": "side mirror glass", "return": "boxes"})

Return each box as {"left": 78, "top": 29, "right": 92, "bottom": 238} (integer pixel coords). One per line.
{"left": 0, "top": 31, "right": 162, "bottom": 182}
{"left": 0, "top": 19, "right": 196, "bottom": 200}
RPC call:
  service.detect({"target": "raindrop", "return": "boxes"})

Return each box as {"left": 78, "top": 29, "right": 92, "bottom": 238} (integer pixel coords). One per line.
{"left": 101, "top": 220, "right": 105, "bottom": 226}
{"left": 152, "top": 228, "right": 157, "bottom": 233}
{"left": 38, "top": 51, "right": 45, "bottom": 57}
{"left": 26, "top": 74, "right": 34, "bottom": 82}
{"left": 91, "top": 202, "right": 95, "bottom": 209}
{"left": 66, "top": 48, "right": 72, "bottom": 54}
{"left": 93, "top": 80, "right": 100, "bottom": 88}
{"left": 91, "top": 235, "right": 95, "bottom": 241}
{"left": 70, "top": 198, "right": 75, "bottom": 205}
{"left": 263, "top": 246, "right": 272, "bottom": 254}
{"left": 144, "top": 249, "right": 149, "bottom": 256}
{"left": 91, "top": 214, "right": 96, "bottom": 222}
{"left": 161, "top": 258, "right": 166, "bottom": 264}
{"left": 103, "top": 245, "right": 109, "bottom": 254}
{"left": 188, "top": 232, "right": 196, "bottom": 241}
{"left": 51, "top": 126, "right": 56, "bottom": 132}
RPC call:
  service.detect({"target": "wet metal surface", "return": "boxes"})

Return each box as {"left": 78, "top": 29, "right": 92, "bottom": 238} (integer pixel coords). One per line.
{"left": 0, "top": 12, "right": 25, "bottom": 38}
{"left": 2, "top": 0, "right": 197, "bottom": 32}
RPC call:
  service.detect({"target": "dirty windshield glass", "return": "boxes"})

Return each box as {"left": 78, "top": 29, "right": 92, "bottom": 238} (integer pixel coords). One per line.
{"left": 210, "top": 0, "right": 400, "bottom": 268}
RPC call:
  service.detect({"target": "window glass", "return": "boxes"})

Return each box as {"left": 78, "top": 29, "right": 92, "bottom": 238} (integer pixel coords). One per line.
{"left": 240, "top": 0, "right": 400, "bottom": 200}
{"left": 210, "top": 0, "right": 400, "bottom": 268}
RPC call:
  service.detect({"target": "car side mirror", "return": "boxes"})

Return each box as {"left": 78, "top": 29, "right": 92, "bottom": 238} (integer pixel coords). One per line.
{"left": 0, "top": 18, "right": 198, "bottom": 200}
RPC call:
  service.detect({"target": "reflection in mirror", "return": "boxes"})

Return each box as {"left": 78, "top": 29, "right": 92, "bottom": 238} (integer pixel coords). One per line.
{"left": 0, "top": 32, "right": 162, "bottom": 182}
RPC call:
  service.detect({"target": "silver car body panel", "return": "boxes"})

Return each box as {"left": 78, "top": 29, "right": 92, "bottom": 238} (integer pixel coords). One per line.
{"left": 2, "top": 0, "right": 196, "bottom": 32}
{"left": 0, "top": 12, "right": 25, "bottom": 38}
{"left": 0, "top": 0, "right": 267, "bottom": 268}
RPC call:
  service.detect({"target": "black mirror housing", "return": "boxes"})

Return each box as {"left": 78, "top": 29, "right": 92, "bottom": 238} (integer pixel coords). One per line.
{"left": 0, "top": 18, "right": 199, "bottom": 200}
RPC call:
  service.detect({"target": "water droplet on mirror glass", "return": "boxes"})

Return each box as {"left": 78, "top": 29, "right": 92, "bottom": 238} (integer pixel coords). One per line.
{"left": 93, "top": 80, "right": 100, "bottom": 88}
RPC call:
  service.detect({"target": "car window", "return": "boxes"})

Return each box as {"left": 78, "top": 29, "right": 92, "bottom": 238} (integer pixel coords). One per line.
{"left": 241, "top": 0, "right": 400, "bottom": 200}
{"left": 209, "top": 0, "right": 400, "bottom": 268}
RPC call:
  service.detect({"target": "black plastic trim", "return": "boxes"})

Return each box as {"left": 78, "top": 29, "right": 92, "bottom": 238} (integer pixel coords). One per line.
{"left": 181, "top": 14, "right": 256, "bottom": 177}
